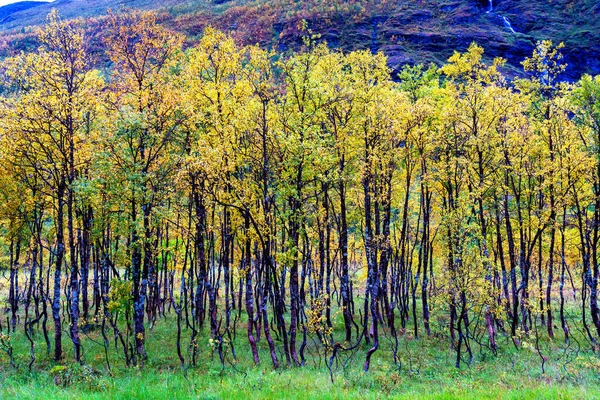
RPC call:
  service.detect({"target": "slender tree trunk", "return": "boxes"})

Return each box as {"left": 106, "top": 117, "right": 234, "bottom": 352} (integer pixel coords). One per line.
{"left": 339, "top": 178, "right": 353, "bottom": 342}
{"left": 53, "top": 181, "right": 66, "bottom": 361}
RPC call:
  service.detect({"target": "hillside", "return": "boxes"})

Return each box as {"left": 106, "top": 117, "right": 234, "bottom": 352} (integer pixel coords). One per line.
{"left": 0, "top": 1, "right": 48, "bottom": 24}
{"left": 0, "top": 0, "right": 598, "bottom": 79}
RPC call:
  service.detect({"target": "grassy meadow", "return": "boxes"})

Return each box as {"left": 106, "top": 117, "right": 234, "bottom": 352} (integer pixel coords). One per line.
{"left": 2, "top": 308, "right": 600, "bottom": 399}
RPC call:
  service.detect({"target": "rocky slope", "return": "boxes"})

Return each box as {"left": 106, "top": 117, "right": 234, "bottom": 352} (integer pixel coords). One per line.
{"left": 0, "top": 0, "right": 598, "bottom": 80}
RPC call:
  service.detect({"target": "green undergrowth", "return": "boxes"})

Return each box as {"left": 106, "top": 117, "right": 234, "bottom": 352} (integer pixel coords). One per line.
{"left": 1, "top": 311, "right": 600, "bottom": 399}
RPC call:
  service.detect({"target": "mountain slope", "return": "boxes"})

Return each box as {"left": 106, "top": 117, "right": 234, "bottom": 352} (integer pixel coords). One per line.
{"left": 0, "top": 1, "right": 48, "bottom": 24}
{"left": 0, "top": 0, "right": 598, "bottom": 80}
{"left": 0, "top": 0, "right": 189, "bottom": 28}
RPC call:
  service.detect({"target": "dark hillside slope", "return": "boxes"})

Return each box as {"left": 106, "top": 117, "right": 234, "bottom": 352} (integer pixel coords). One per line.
{"left": 0, "top": 0, "right": 598, "bottom": 79}
{"left": 0, "top": 1, "right": 47, "bottom": 24}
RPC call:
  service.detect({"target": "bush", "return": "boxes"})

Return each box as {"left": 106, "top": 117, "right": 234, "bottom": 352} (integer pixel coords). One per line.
{"left": 49, "top": 364, "right": 108, "bottom": 391}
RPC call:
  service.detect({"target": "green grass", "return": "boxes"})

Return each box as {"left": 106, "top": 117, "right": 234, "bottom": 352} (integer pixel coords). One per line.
{"left": 2, "top": 309, "right": 600, "bottom": 399}
{"left": 3, "top": 368, "right": 599, "bottom": 400}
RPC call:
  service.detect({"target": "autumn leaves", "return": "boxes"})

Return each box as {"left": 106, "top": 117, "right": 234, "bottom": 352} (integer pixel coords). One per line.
{"left": 1, "top": 8, "right": 599, "bottom": 373}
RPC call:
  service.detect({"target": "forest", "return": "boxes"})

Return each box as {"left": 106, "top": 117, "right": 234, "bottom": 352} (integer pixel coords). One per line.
{"left": 1, "top": 8, "right": 600, "bottom": 399}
